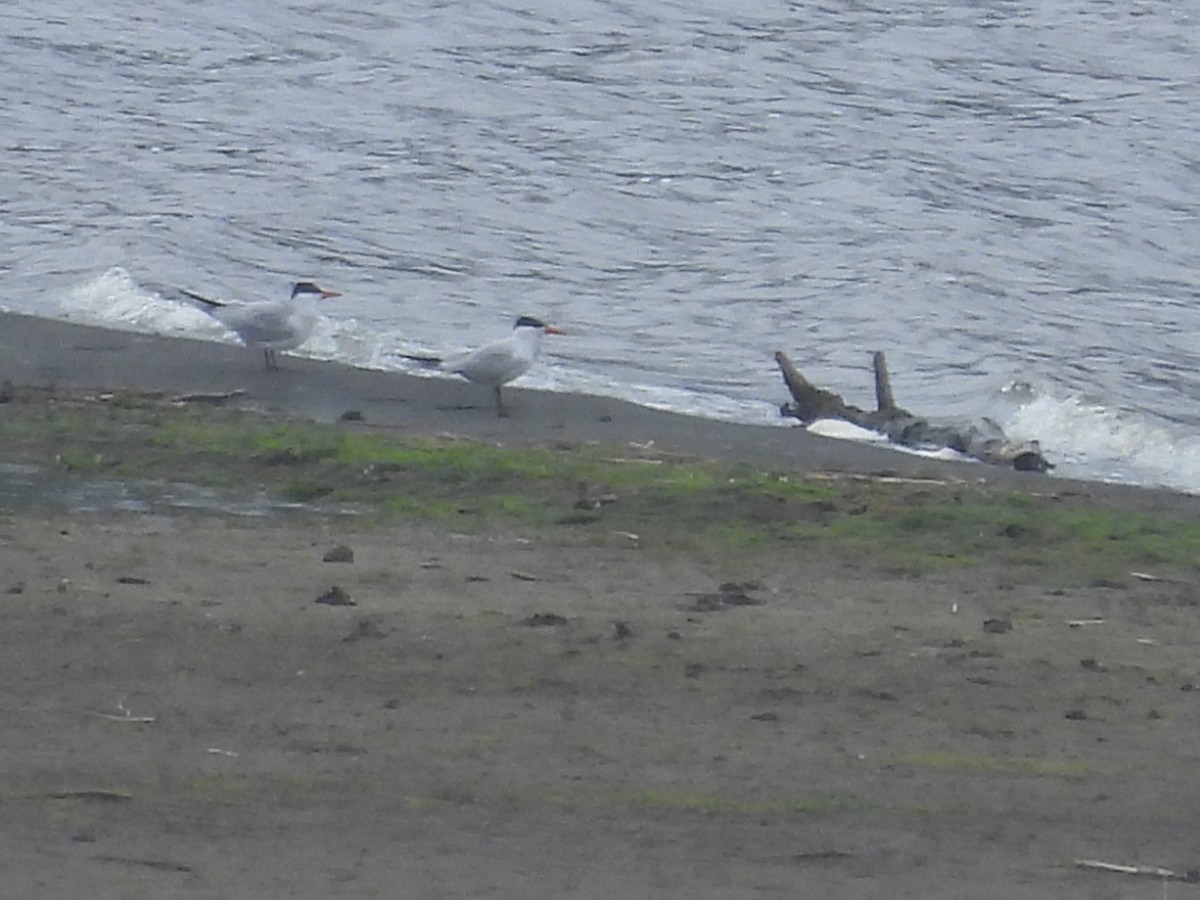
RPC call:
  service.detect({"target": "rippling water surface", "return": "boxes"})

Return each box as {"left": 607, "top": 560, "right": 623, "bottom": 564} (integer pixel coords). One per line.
{"left": 4, "top": 1, "right": 1200, "bottom": 490}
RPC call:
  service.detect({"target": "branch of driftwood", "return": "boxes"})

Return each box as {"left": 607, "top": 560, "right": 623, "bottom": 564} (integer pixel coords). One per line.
{"left": 775, "top": 350, "right": 1052, "bottom": 473}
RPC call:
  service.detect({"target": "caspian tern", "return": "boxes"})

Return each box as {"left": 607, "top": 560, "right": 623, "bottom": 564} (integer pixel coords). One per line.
{"left": 448, "top": 316, "right": 564, "bottom": 415}
{"left": 176, "top": 281, "right": 342, "bottom": 370}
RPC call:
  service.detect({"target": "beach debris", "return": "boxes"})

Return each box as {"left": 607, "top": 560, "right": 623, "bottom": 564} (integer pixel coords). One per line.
{"left": 521, "top": 612, "right": 568, "bottom": 627}
{"left": 338, "top": 409, "right": 364, "bottom": 422}
{"left": 510, "top": 570, "right": 539, "bottom": 582}
{"left": 465, "top": 574, "right": 490, "bottom": 583}
{"left": 206, "top": 747, "right": 239, "bottom": 757}
{"left": 116, "top": 575, "right": 149, "bottom": 585}
{"left": 87, "top": 697, "right": 156, "bottom": 724}
{"left": 315, "top": 585, "right": 354, "bottom": 606}
{"left": 1130, "top": 571, "right": 1168, "bottom": 581}
{"left": 1064, "top": 708, "right": 1088, "bottom": 720}
{"left": 170, "top": 389, "right": 246, "bottom": 405}
{"left": 685, "top": 581, "right": 765, "bottom": 612}
{"left": 809, "top": 472, "right": 967, "bottom": 487}
{"left": 1080, "top": 657, "right": 1107, "bottom": 672}
{"left": 982, "top": 617, "right": 1012, "bottom": 634}
{"left": 94, "top": 854, "right": 194, "bottom": 873}
{"left": 1074, "top": 859, "right": 1199, "bottom": 883}
{"left": 775, "top": 350, "right": 1053, "bottom": 472}
{"left": 612, "top": 620, "right": 633, "bottom": 640}
{"left": 1068, "top": 619, "right": 1106, "bottom": 628}
{"left": 322, "top": 544, "right": 355, "bottom": 563}
{"left": 39, "top": 789, "right": 132, "bottom": 802}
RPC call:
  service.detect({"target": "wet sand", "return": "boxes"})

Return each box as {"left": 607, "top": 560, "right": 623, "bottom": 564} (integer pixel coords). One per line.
{"left": 0, "top": 310, "right": 1045, "bottom": 481}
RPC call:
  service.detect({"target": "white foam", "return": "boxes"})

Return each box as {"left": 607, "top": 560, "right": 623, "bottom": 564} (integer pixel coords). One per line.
{"left": 1004, "top": 390, "right": 1200, "bottom": 494}
{"left": 55, "top": 267, "right": 230, "bottom": 341}
{"left": 45, "top": 269, "right": 790, "bottom": 426}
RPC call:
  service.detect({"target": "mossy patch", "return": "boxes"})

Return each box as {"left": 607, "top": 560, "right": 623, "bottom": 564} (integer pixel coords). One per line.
{"left": 1, "top": 386, "right": 1198, "bottom": 586}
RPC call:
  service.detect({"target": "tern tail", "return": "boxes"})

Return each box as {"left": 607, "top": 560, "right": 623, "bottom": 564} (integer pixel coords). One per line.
{"left": 177, "top": 288, "right": 226, "bottom": 309}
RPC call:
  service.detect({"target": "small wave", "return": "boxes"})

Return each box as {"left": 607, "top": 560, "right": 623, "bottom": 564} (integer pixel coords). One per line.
{"left": 43, "top": 268, "right": 789, "bottom": 426}
{"left": 48, "top": 267, "right": 448, "bottom": 371}
{"left": 54, "top": 267, "right": 231, "bottom": 340}
{"left": 1004, "top": 389, "right": 1200, "bottom": 494}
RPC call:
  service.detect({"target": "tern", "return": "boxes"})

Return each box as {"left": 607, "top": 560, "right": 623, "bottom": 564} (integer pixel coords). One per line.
{"left": 448, "top": 315, "right": 564, "bottom": 415}
{"left": 176, "top": 281, "right": 342, "bottom": 370}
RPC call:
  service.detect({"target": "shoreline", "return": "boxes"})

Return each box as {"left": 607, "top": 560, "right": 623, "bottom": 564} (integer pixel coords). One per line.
{"left": 0, "top": 310, "right": 1185, "bottom": 511}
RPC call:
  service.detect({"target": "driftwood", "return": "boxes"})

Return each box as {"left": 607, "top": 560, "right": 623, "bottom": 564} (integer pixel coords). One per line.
{"left": 775, "top": 350, "right": 1052, "bottom": 473}
{"left": 1074, "top": 858, "right": 1199, "bottom": 883}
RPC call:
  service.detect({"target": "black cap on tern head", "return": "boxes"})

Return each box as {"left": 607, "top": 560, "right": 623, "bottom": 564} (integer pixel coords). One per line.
{"left": 514, "top": 316, "right": 547, "bottom": 329}
{"left": 291, "top": 282, "right": 341, "bottom": 299}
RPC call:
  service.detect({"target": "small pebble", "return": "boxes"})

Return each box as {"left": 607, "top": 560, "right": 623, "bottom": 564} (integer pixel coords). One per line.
{"left": 315, "top": 585, "right": 354, "bottom": 606}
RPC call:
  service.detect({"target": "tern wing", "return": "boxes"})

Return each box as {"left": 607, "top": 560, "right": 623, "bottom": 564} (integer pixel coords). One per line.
{"left": 451, "top": 339, "right": 527, "bottom": 386}
{"left": 206, "top": 300, "right": 301, "bottom": 347}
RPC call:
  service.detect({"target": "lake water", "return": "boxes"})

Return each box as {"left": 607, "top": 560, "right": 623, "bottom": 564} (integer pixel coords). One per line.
{"left": 5, "top": 1, "right": 1200, "bottom": 491}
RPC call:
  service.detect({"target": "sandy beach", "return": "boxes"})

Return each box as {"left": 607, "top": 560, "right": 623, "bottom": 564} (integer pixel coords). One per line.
{"left": 3, "top": 312, "right": 1200, "bottom": 899}
{"left": 0, "top": 310, "right": 1068, "bottom": 484}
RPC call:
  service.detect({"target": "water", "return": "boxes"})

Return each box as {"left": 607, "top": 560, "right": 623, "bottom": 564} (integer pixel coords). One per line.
{"left": 5, "top": 1, "right": 1200, "bottom": 491}
{"left": 0, "top": 462, "right": 348, "bottom": 518}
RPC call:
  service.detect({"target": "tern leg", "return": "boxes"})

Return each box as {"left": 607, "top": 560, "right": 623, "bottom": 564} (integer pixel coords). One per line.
{"left": 494, "top": 385, "right": 509, "bottom": 417}
{"left": 264, "top": 348, "right": 277, "bottom": 371}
